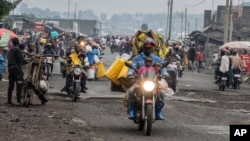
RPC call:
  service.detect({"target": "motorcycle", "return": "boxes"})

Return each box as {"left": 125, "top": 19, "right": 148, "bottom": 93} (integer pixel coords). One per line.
{"left": 101, "top": 43, "right": 106, "bottom": 50}
{"left": 232, "top": 69, "right": 241, "bottom": 89}
{"left": 175, "top": 54, "right": 183, "bottom": 78}
{"left": 125, "top": 61, "right": 168, "bottom": 136}
{"left": 21, "top": 54, "right": 49, "bottom": 107}
{"left": 43, "top": 57, "right": 53, "bottom": 80}
{"left": 166, "top": 58, "right": 179, "bottom": 92}
{"left": 67, "top": 64, "right": 84, "bottom": 102}
{"left": 218, "top": 73, "right": 228, "bottom": 91}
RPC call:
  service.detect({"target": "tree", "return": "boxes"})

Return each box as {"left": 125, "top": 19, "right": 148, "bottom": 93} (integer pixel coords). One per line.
{"left": 0, "top": 0, "right": 22, "bottom": 19}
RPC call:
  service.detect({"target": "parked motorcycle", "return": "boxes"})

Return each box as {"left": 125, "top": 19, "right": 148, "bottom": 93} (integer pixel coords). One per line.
{"left": 125, "top": 61, "right": 168, "bottom": 136}
{"left": 21, "top": 54, "right": 49, "bottom": 107}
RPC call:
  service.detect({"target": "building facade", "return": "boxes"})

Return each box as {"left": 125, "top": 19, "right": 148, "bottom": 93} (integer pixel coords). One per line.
{"left": 40, "top": 19, "right": 102, "bottom": 37}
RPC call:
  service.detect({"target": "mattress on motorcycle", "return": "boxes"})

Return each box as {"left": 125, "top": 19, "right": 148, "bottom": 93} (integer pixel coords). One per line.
{"left": 105, "top": 58, "right": 125, "bottom": 86}
{"left": 131, "top": 30, "right": 168, "bottom": 59}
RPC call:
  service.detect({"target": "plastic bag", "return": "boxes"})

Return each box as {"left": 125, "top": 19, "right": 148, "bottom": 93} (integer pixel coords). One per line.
{"left": 94, "top": 55, "right": 100, "bottom": 64}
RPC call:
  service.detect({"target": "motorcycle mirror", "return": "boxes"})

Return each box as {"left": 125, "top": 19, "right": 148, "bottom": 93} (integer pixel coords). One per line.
{"left": 124, "top": 62, "right": 135, "bottom": 70}
{"left": 161, "top": 61, "right": 169, "bottom": 69}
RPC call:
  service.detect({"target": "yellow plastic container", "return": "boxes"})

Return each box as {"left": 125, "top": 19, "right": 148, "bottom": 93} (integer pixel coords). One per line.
{"left": 96, "top": 62, "right": 105, "bottom": 78}
{"left": 69, "top": 53, "right": 82, "bottom": 65}
{"left": 105, "top": 58, "right": 125, "bottom": 86}
{"left": 117, "top": 62, "right": 135, "bottom": 88}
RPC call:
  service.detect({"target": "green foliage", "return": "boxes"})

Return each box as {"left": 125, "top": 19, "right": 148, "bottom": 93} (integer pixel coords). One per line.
{"left": 2, "top": 16, "right": 13, "bottom": 30}
{"left": 0, "top": 0, "right": 22, "bottom": 19}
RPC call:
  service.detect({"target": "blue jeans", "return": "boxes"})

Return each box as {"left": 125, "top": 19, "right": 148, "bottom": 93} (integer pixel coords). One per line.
{"left": 2, "top": 50, "right": 8, "bottom": 61}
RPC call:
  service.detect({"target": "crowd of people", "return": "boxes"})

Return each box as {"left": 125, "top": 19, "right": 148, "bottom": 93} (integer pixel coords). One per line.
{"left": 0, "top": 29, "right": 108, "bottom": 105}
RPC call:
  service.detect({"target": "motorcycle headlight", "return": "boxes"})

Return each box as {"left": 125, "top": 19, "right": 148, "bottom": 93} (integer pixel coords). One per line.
{"left": 73, "top": 67, "right": 82, "bottom": 75}
{"left": 143, "top": 81, "right": 155, "bottom": 92}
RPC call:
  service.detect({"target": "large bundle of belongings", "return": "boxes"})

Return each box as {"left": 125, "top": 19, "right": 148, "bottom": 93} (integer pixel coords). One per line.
{"left": 105, "top": 25, "right": 168, "bottom": 92}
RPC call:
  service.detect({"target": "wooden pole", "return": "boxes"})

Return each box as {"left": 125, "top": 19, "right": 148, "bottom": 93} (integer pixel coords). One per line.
{"left": 224, "top": 0, "right": 230, "bottom": 44}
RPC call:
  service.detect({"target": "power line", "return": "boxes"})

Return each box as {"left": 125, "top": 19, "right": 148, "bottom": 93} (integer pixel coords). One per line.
{"left": 176, "top": 0, "right": 208, "bottom": 7}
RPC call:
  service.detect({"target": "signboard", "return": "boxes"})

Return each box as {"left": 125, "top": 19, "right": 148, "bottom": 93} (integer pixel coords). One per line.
{"left": 239, "top": 54, "right": 250, "bottom": 73}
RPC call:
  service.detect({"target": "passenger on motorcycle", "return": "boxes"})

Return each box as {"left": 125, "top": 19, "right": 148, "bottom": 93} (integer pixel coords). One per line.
{"left": 231, "top": 50, "right": 242, "bottom": 73}
{"left": 61, "top": 36, "right": 88, "bottom": 93}
{"left": 214, "top": 50, "right": 230, "bottom": 84}
{"left": 127, "top": 38, "right": 169, "bottom": 120}
{"left": 42, "top": 43, "right": 56, "bottom": 75}
{"left": 138, "top": 57, "right": 156, "bottom": 75}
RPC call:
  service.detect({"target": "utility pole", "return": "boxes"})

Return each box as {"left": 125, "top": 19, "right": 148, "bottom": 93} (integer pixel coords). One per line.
{"left": 68, "top": 0, "right": 70, "bottom": 19}
{"left": 79, "top": 10, "right": 81, "bottom": 20}
{"left": 188, "top": 20, "right": 190, "bottom": 35}
{"left": 224, "top": 0, "right": 230, "bottom": 44}
{"left": 195, "top": 17, "right": 197, "bottom": 30}
{"left": 184, "top": 8, "right": 187, "bottom": 38}
{"left": 229, "top": 0, "right": 233, "bottom": 42}
{"left": 168, "top": 0, "right": 173, "bottom": 40}
{"left": 166, "top": 0, "right": 170, "bottom": 40}
{"left": 74, "top": 2, "right": 77, "bottom": 20}
{"left": 181, "top": 12, "right": 184, "bottom": 39}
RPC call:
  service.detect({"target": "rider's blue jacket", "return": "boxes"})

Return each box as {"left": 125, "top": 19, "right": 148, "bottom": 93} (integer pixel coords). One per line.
{"left": 128, "top": 52, "right": 168, "bottom": 76}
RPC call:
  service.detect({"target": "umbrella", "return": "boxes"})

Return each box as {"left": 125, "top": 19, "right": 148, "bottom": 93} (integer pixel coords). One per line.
{"left": 0, "top": 28, "right": 18, "bottom": 39}
{"left": 219, "top": 41, "right": 250, "bottom": 50}
{"left": 238, "top": 41, "right": 250, "bottom": 47}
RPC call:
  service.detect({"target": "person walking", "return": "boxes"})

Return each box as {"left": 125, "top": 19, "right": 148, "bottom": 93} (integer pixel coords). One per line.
{"left": 188, "top": 44, "right": 196, "bottom": 71}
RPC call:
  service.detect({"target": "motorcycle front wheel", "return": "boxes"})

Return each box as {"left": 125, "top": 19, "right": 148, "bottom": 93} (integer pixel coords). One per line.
{"left": 144, "top": 104, "right": 153, "bottom": 136}
{"left": 46, "top": 65, "right": 51, "bottom": 81}
{"left": 72, "top": 83, "right": 80, "bottom": 102}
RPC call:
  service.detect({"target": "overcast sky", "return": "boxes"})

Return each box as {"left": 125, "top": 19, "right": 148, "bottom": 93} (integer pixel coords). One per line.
{"left": 17, "top": 0, "right": 247, "bottom": 16}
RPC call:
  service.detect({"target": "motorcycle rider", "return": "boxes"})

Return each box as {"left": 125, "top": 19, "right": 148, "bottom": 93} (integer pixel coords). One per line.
{"left": 61, "top": 36, "right": 88, "bottom": 93}
{"left": 127, "top": 37, "right": 169, "bottom": 120}
{"left": 214, "top": 50, "right": 229, "bottom": 83}
{"left": 43, "top": 43, "right": 56, "bottom": 76}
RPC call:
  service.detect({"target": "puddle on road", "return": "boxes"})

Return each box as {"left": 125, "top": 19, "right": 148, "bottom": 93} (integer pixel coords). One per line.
{"left": 185, "top": 125, "right": 229, "bottom": 135}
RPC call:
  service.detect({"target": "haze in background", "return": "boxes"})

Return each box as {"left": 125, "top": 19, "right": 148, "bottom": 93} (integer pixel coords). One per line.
{"left": 17, "top": 0, "right": 228, "bottom": 16}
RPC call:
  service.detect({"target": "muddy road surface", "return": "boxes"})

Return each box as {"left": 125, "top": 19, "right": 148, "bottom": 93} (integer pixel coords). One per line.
{"left": 0, "top": 48, "right": 250, "bottom": 141}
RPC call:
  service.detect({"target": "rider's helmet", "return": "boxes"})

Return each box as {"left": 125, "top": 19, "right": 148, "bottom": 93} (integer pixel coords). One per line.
{"left": 143, "top": 38, "right": 156, "bottom": 48}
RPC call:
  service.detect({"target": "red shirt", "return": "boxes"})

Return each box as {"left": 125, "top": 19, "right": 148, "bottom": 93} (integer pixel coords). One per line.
{"left": 138, "top": 66, "right": 155, "bottom": 75}
{"left": 199, "top": 53, "right": 204, "bottom": 61}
